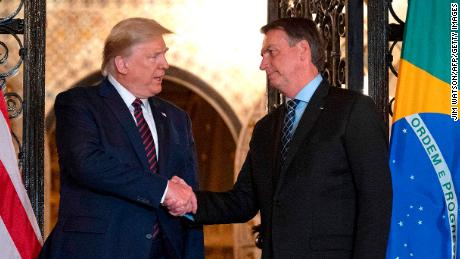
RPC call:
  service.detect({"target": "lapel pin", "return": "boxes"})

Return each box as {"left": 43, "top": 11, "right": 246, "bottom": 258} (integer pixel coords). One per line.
{"left": 161, "top": 112, "right": 167, "bottom": 117}
{"left": 319, "top": 106, "right": 324, "bottom": 110}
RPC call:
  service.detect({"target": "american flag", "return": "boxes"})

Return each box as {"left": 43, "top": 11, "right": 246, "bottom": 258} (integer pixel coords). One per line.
{"left": 0, "top": 90, "right": 42, "bottom": 258}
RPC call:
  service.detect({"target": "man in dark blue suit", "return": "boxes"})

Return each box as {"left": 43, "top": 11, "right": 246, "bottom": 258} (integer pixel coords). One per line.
{"left": 40, "top": 17, "right": 203, "bottom": 259}
{"left": 168, "top": 18, "right": 392, "bottom": 258}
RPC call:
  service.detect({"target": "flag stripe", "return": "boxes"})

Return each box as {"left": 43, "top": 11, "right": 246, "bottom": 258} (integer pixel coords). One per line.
{"left": 0, "top": 161, "right": 42, "bottom": 259}
{"left": 0, "top": 218, "right": 21, "bottom": 259}
{"left": 393, "top": 59, "right": 451, "bottom": 122}
{"left": 0, "top": 97, "right": 42, "bottom": 241}
{"left": 0, "top": 101, "right": 10, "bottom": 130}
{"left": 0, "top": 91, "right": 42, "bottom": 259}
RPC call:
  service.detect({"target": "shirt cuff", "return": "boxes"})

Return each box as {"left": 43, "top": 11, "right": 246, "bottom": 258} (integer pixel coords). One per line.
{"left": 160, "top": 181, "right": 168, "bottom": 204}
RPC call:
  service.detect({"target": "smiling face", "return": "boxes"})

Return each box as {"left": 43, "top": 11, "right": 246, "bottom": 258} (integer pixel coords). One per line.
{"left": 259, "top": 29, "right": 316, "bottom": 98}
{"left": 115, "top": 36, "right": 169, "bottom": 98}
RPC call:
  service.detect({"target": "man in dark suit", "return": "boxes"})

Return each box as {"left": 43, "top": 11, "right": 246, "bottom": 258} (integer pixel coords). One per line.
{"left": 168, "top": 18, "right": 392, "bottom": 258}
{"left": 40, "top": 18, "right": 203, "bottom": 259}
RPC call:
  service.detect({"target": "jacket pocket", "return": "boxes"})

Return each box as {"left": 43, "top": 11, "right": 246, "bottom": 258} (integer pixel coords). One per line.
{"left": 63, "top": 216, "right": 108, "bottom": 234}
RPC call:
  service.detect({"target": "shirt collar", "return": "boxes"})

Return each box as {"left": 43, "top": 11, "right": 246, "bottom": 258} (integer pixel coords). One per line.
{"left": 287, "top": 74, "right": 323, "bottom": 103}
{"left": 108, "top": 74, "right": 148, "bottom": 108}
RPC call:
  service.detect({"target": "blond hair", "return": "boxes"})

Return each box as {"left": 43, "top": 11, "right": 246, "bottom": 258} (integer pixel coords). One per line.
{"left": 101, "top": 17, "right": 172, "bottom": 76}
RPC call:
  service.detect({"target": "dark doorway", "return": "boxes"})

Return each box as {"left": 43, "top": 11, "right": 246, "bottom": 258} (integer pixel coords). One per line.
{"left": 157, "top": 79, "right": 236, "bottom": 258}
{"left": 158, "top": 80, "right": 235, "bottom": 192}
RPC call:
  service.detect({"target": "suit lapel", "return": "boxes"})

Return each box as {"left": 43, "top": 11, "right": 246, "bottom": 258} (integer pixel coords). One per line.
{"left": 275, "top": 81, "right": 330, "bottom": 194}
{"left": 99, "top": 79, "right": 151, "bottom": 171}
{"left": 271, "top": 107, "right": 285, "bottom": 186}
{"left": 149, "top": 97, "right": 171, "bottom": 178}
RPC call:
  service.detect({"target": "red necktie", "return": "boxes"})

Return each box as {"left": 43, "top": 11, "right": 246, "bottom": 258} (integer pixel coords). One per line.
{"left": 132, "top": 98, "right": 159, "bottom": 174}
{"left": 132, "top": 98, "right": 161, "bottom": 239}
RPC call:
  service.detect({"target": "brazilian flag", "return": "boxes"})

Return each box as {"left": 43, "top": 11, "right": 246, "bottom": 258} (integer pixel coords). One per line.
{"left": 386, "top": 1, "right": 460, "bottom": 259}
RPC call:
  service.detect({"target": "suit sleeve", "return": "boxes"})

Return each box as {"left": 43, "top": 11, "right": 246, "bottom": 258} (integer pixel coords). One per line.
{"left": 344, "top": 95, "right": 392, "bottom": 258}
{"left": 54, "top": 90, "right": 167, "bottom": 208}
{"left": 194, "top": 142, "right": 259, "bottom": 224}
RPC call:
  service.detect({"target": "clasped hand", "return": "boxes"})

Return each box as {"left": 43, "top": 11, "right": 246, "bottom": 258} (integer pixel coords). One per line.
{"left": 163, "top": 176, "right": 196, "bottom": 216}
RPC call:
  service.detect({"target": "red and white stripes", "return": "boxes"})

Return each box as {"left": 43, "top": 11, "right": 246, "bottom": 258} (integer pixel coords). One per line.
{"left": 0, "top": 91, "right": 42, "bottom": 259}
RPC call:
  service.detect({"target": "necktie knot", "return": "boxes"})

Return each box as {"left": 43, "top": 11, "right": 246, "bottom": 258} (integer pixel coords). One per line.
{"left": 286, "top": 99, "right": 299, "bottom": 112}
{"left": 132, "top": 98, "right": 142, "bottom": 110}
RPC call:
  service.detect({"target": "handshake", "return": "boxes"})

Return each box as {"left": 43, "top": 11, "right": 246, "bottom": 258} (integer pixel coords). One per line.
{"left": 163, "top": 176, "right": 197, "bottom": 217}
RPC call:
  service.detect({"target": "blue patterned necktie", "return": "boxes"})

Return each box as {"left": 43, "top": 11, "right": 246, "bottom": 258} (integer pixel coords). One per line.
{"left": 281, "top": 99, "right": 300, "bottom": 166}
{"left": 132, "top": 98, "right": 159, "bottom": 175}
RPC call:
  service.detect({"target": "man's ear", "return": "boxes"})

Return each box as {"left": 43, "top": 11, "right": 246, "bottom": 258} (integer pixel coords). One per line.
{"left": 114, "top": 56, "right": 128, "bottom": 74}
{"left": 298, "top": 40, "right": 312, "bottom": 62}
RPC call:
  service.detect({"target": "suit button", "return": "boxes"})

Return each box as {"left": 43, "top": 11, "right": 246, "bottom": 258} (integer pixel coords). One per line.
{"left": 145, "top": 233, "right": 153, "bottom": 240}
{"left": 274, "top": 200, "right": 281, "bottom": 206}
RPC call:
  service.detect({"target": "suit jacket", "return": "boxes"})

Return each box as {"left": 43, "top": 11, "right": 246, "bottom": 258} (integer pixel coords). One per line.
{"left": 40, "top": 78, "right": 203, "bottom": 259}
{"left": 195, "top": 80, "right": 392, "bottom": 258}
